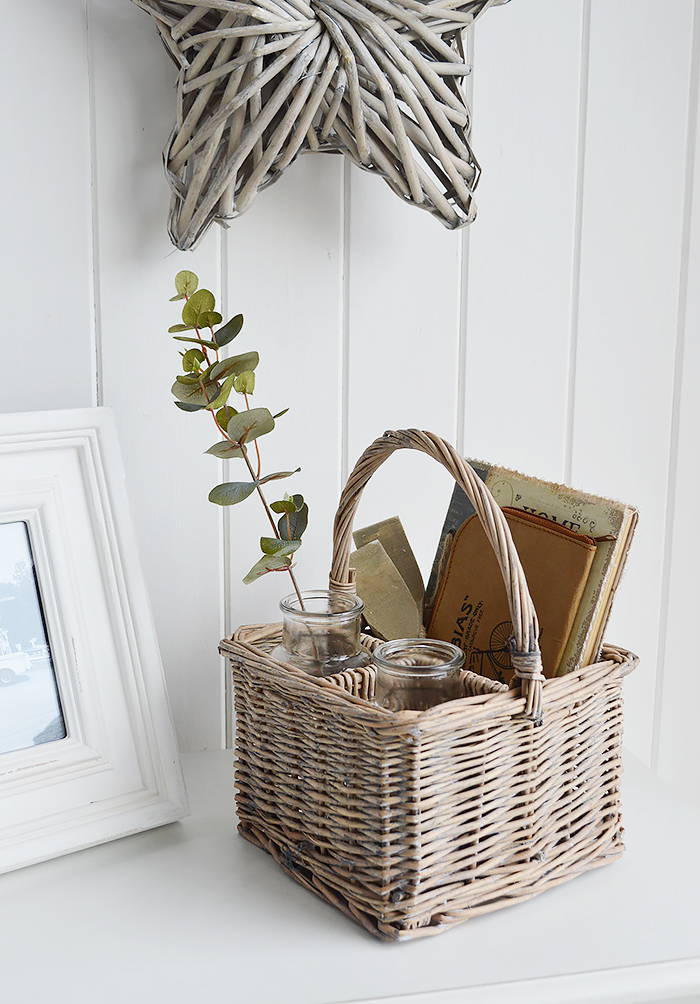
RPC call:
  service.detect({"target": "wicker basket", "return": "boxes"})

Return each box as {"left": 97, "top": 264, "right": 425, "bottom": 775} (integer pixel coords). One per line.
{"left": 220, "top": 430, "right": 638, "bottom": 941}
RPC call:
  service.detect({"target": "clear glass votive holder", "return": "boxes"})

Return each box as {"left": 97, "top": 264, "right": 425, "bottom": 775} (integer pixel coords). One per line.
{"left": 270, "top": 590, "right": 371, "bottom": 678}
{"left": 372, "top": 638, "right": 465, "bottom": 711}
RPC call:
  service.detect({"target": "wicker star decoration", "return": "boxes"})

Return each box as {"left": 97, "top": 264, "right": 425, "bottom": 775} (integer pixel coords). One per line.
{"left": 133, "top": 0, "right": 509, "bottom": 249}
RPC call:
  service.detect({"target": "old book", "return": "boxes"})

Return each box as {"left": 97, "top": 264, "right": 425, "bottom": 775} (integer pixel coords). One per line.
{"left": 349, "top": 539, "right": 424, "bottom": 641}
{"left": 424, "top": 460, "right": 489, "bottom": 629}
{"left": 352, "top": 516, "right": 424, "bottom": 610}
{"left": 427, "top": 509, "right": 598, "bottom": 682}
{"left": 425, "top": 462, "right": 638, "bottom": 676}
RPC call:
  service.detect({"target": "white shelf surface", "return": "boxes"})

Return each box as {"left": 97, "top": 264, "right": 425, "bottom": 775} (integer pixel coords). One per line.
{"left": 1, "top": 750, "right": 699, "bottom": 1004}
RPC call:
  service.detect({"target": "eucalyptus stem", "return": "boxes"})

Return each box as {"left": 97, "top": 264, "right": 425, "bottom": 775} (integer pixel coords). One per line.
{"left": 239, "top": 438, "right": 306, "bottom": 611}
{"left": 170, "top": 270, "right": 308, "bottom": 599}
{"left": 244, "top": 393, "right": 262, "bottom": 478}
{"left": 240, "top": 446, "right": 280, "bottom": 536}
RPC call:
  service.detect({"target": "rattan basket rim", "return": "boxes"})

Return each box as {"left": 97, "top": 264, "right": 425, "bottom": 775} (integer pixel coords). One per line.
{"left": 221, "top": 628, "right": 638, "bottom": 727}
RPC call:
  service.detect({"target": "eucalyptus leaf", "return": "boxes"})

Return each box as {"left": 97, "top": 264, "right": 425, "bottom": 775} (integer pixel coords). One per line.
{"left": 258, "top": 469, "right": 301, "bottom": 485}
{"left": 173, "top": 335, "right": 219, "bottom": 350}
{"left": 173, "top": 270, "right": 198, "bottom": 299}
{"left": 205, "top": 441, "right": 246, "bottom": 459}
{"left": 197, "top": 311, "right": 222, "bottom": 329}
{"left": 169, "top": 323, "right": 195, "bottom": 332}
{"left": 224, "top": 407, "right": 274, "bottom": 446}
{"left": 208, "top": 481, "right": 257, "bottom": 506}
{"left": 243, "top": 553, "right": 292, "bottom": 584}
{"left": 272, "top": 408, "right": 289, "bottom": 420}
{"left": 209, "top": 351, "right": 259, "bottom": 381}
{"left": 205, "top": 373, "right": 236, "bottom": 411}
{"left": 215, "top": 406, "right": 237, "bottom": 431}
{"left": 259, "top": 537, "right": 302, "bottom": 557}
{"left": 172, "top": 379, "right": 219, "bottom": 407}
{"left": 270, "top": 499, "right": 296, "bottom": 514}
{"left": 215, "top": 314, "right": 244, "bottom": 347}
{"left": 182, "top": 348, "right": 205, "bottom": 372}
{"left": 233, "top": 370, "right": 255, "bottom": 395}
{"left": 182, "top": 288, "right": 216, "bottom": 327}
{"left": 278, "top": 501, "right": 308, "bottom": 541}
{"left": 175, "top": 374, "right": 201, "bottom": 386}
{"left": 174, "top": 401, "right": 204, "bottom": 412}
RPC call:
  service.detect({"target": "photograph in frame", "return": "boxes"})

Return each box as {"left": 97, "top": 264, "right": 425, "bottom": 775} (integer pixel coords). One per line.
{"left": 0, "top": 520, "right": 66, "bottom": 754}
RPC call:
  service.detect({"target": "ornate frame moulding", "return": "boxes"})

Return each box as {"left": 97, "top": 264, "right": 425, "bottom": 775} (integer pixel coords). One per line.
{"left": 132, "top": 0, "right": 510, "bottom": 249}
{"left": 0, "top": 408, "right": 188, "bottom": 875}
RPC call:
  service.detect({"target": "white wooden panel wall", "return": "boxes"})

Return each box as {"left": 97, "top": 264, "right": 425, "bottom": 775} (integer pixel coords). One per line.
{"left": 1, "top": 1, "right": 95, "bottom": 412}
{"left": 658, "top": 2, "right": 700, "bottom": 799}
{"left": 3, "top": 0, "right": 699, "bottom": 806}
{"left": 466, "top": 0, "right": 585, "bottom": 480}
{"left": 574, "top": 0, "right": 696, "bottom": 766}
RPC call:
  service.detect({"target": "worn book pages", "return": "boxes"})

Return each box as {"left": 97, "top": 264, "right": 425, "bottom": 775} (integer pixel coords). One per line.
{"left": 350, "top": 539, "right": 424, "bottom": 641}
{"left": 425, "top": 462, "right": 638, "bottom": 675}
{"left": 427, "top": 509, "right": 598, "bottom": 681}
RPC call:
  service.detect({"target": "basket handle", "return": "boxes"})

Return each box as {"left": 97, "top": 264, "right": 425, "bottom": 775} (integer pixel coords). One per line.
{"left": 329, "top": 429, "right": 546, "bottom": 722}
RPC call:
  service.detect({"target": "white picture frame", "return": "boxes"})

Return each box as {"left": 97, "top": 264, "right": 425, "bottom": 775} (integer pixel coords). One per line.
{"left": 0, "top": 407, "right": 188, "bottom": 873}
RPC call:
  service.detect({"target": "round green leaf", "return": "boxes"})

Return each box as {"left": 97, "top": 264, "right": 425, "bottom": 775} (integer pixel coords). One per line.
{"left": 173, "top": 270, "right": 198, "bottom": 299}
{"left": 214, "top": 406, "right": 237, "bottom": 432}
{"left": 173, "top": 335, "right": 219, "bottom": 350}
{"left": 215, "top": 314, "right": 244, "bottom": 347}
{"left": 224, "top": 408, "right": 275, "bottom": 446}
{"left": 233, "top": 370, "right": 255, "bottom": 395}
{"left": 278, "top": 501, "right": 309, "bottom": 541}
{"left": 174, "top": 401, "right": 204, "bottom": 412}
{"left": 205, "top": 373, "right": 236, "bottom": 411}
{"left": 182, "top": 348, "right": 205, "bottom": 372}
{"left": 260, "top": 537, "right": 302, "bottom": 557}
{"left": 182, "top": 288, "right": 216, "bottom": 327}
{"left": 172, "top": 379, "right": 219, "bottom": 407}
{"left": 209, "top": 482, "right": 257, "bottom": 506}
{"left": 197, "top": 311, "right": 222, "bottom": 329}
{"left": 243, "top": 553, "right": 292, "bottom": 584}
{"left": 205, "top": 441, "right": 246, "bottom": 459}
{"left": 258, "top": 469, "right": 300, "bottom": 485}
{"left": 209, "top": 352, "right": 259, "bottom": 381}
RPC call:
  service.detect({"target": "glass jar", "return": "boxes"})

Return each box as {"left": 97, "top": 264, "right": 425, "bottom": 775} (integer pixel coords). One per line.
{"left": 372, "top": 639, "right": 465, "bottom": 711}
{"left": 270, "top": 590, "right": 371, "bottom": 678}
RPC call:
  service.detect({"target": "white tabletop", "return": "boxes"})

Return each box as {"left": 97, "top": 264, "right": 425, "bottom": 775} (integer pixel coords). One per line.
{"left": 2, "top": 750, "right": 699, "bottom": 1004}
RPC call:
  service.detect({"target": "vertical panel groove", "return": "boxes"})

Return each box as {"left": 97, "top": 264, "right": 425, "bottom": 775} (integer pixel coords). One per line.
{"left": 564, "top": 0, "right": 591, "bottom": 485}
{"left": 457, "top": 232, "right": 470, "bottom": 456}
{"left": 651, "top": 0, "right": 700, "bottom": 772}
{"left": 86, "top": 0, "right": 102, "bottom": 408}
{"left": 340, "top": 159, "right": 352, "bottom": 485}
{"left": 219, "top": 229, "right": 233, "bottom": 747}
{"left": 456, "top": 27, "right": 475, "bottom": 456}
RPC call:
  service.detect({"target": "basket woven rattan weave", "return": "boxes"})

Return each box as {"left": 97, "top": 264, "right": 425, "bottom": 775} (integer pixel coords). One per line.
{"left": 220, "top": 430, "right": 637, "bottom": 941}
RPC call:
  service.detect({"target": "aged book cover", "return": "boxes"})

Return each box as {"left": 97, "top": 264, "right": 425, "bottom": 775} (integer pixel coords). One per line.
{"left": 427, "top": 509, "right": 597, "bottom": 681}
{"left": 424, "top": 462, "right": 638, "bottom": 676}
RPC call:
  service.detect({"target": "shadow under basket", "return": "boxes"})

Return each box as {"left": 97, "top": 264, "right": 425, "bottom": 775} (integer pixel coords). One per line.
{"left": 220, "top": 626, "right": 638, "bottom": 942}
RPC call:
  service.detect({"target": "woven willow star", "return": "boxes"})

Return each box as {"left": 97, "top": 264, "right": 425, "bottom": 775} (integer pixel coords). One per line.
{"left": 133, "top": 0, "right": 508, "bottom": 249}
